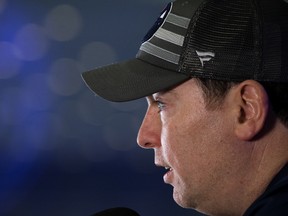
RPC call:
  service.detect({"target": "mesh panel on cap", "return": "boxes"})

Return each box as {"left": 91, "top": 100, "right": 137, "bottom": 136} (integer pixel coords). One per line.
{"left": 179, "top": 0, "right": 261, "bottom": 81}
{"left": 261, "top": 0, "right": 288, "bottom": 81}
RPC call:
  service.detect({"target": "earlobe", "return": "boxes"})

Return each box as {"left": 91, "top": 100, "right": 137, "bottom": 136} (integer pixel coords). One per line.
{"left": 234, "top": 80, "right": 269, "bottom": 141}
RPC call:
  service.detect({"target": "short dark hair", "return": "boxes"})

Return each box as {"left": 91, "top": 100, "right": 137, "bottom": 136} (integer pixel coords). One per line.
{"left": 195, "top": 78, "right": 288, "bottom": 128}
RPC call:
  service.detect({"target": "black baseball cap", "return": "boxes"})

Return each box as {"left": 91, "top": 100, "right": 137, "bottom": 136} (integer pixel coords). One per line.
{"left": 82, "top": 0, "right": 288, "bottom": 102}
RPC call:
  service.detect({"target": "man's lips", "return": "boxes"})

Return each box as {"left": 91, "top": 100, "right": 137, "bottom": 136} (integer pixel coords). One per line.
{"left": 155, "top": 162, "right": 173, "bottom": 183}
{"left": 156, "top": 164, "right": 173, "bottom": 183}
{"left": 163, "top": 167, "right": 173, "bottom": 183}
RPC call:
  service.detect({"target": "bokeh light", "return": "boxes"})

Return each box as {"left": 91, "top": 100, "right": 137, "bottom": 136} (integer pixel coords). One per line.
{"left": 14, "top": 23, "right": 49, "bottom": 61}
{"left": 44, "top": 4, "right": 82, "bottom": 41}
{"left": 47, "top": 58, "right": 84, "bottom": 96}
{"left": 0, "top": 41, "right": 22, "bottom": 79}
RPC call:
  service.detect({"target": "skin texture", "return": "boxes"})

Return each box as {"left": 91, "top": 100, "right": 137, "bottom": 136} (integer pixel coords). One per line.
{"left": 137, "top": 79, "right": 288, "bottom": 216}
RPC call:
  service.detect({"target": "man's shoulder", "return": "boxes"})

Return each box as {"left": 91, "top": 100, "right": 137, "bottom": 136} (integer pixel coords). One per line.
{"left": 244, "top": 164, "right": 288, "bottom": 216}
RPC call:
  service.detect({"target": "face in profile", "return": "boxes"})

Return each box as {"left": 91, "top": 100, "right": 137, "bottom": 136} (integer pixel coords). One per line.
{"left": 137, "top": 79, "right": 254, "bottom": 214}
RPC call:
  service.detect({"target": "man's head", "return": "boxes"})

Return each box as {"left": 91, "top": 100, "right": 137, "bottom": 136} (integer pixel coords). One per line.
{"left": 82, "top": 0, "right": 288, "bottom": 215}
{"left": 136, "top": 78, "right": 278, "bottom": 215}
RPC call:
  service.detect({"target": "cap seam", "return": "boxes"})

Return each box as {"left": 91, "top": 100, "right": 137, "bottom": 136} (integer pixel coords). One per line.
{"left": 252, "top": 0, "right": 264, "bottom": 80}
{"left": 178, "top": 0, "right": 211, "bottom": 75}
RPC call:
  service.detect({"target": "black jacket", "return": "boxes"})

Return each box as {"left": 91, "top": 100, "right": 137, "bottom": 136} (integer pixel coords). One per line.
{"left": 243, "top": 164, "right": 288, "bottom": 216}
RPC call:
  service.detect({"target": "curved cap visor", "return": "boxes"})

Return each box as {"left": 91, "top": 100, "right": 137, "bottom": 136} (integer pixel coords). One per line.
{"left": 81, "top": 58, "right": 190, "bottom": 102}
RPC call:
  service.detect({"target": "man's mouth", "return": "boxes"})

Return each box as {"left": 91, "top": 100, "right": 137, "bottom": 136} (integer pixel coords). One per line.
{"left": 163, "top": 167, "right": 173, "bottom": 183}
{"left": 155, "top": 162, "right": 173, "bottom": 183}
{"left": 165, "top": 166, "right": 172, "bottom": 171}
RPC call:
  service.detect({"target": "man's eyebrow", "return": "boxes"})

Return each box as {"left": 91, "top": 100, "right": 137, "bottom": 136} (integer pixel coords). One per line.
{"left": 154, "top": 87, "right": 177, "bottom": 99}
{"left": 146, "top": 95, "right": 155, "bottom": 104}
{"left": 146, "top": 93, "right": 165, "bottom": 103}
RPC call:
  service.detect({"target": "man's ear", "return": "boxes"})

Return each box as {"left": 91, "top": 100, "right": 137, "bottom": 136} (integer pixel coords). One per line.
{"left": 233, "top": 80, "right": 269, "bottom": 141}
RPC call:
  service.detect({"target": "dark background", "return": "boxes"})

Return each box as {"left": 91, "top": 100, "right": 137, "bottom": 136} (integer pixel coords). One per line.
{"left": 0, "top": 0, "right": 204, "bottom": 215}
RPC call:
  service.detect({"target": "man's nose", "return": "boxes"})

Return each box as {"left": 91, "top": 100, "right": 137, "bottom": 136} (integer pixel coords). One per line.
{"left": 137, "top": 107, "right": 161, "bottom": 149}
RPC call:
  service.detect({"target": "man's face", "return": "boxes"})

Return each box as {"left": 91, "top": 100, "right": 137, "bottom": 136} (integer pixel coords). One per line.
{"left": 137, "top": 79, "right": 252, "bottom": 213}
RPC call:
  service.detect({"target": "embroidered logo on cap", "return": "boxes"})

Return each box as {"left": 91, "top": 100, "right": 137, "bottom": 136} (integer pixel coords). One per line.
{"left": 196, "top": 50, "right": 215, "bottom": 67}
{"left": 142, "top": 3, "right": 172, "bottom": 42}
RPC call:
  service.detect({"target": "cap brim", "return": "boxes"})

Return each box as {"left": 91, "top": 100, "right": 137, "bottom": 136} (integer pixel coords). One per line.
{"left": 81, "top": 58, "right": 190, "bottom": 102}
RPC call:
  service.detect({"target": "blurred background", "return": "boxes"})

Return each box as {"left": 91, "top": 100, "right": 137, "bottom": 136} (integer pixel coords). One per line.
{"left": 0, "top": 0, "right": 204, "bottom": 215}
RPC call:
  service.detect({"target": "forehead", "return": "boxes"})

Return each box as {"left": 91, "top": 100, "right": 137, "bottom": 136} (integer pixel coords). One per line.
{"left": 146, "top": 84, "right": 181, "bottom": 102}
{"left": 146, "top": 79, "right": 200, "bottom": 102}
{"left": 153, "top": 88, "right": 178, "bottom": 99}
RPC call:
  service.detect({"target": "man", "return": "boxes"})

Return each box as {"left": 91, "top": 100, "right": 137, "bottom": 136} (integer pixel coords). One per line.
{"left": 81, "top": 0, "right": 288, "bottom": 215}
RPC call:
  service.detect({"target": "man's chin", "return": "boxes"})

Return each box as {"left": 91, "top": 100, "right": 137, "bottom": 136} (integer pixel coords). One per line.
{"left": 173, "top": 192, "right": 214, "bottom": 216}
{"left": 172, "top": 189, "right": 194, "bottom": 209}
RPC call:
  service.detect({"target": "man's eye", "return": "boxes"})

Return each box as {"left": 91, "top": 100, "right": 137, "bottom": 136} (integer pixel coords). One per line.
{"left": 157, "top": 101, "right": 165, "bottom": 112}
